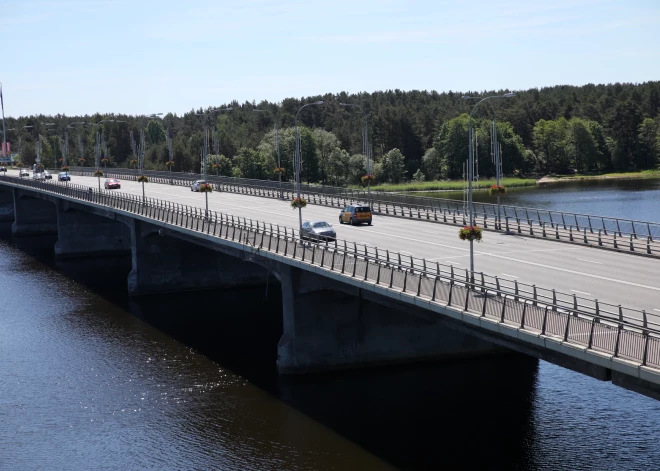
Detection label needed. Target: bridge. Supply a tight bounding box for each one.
[1,171,659,401]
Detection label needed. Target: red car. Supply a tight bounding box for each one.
[104,178,121,190]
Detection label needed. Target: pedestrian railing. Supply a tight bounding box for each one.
[2,175,660,374]
[63,167,660,257]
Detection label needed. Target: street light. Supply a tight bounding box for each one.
[253,108,283,199]
[195,107,232,218]
[340,102,371,206]
[85,120,116,189]
[463,92,516,279]
[294,101,324,233]
[0,82,6,167]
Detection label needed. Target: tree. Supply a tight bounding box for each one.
[326,147,350,186]
[567,118,601,172]
[412,169,425,181]
[421,147,442,180]
[232,147,275,179]
[638,118,660,169]
[208,154,233,176]
[313,129,340,186]
[146,120,166,146]
[381,148,407,183]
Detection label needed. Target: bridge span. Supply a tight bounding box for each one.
[1,175,659,401]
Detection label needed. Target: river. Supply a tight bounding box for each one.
[2,180,660,470]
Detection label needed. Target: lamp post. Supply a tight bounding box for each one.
[138,114,163,201]
[253,108,282,199]
[463,93,515,279]
[0,83,7,167]
[294,101,324,233]
[87,119,115,190]
[339,102,371,206]
[196,107,232,218]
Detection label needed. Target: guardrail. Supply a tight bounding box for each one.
[2,175,660,375]
[60,167,660,257]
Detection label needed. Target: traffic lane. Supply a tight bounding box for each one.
[21,173,659,313]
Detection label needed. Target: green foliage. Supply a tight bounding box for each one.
[381,148,407,183]
[208,154,233,176]
[421,148,441,180]
[146,120,166,146]
[412,169,425,181]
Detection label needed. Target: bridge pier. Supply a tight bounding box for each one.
[54,201,131,258]
[11,189,58,236]
[277,265,500,374]
[127,219,267,296]
[0,188,14,232]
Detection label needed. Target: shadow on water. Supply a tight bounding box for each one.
[129,285,540,470]
[2,229,541,469]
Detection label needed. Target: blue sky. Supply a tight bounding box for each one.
[2,0,659,117]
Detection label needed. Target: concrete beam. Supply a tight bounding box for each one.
[11,188,58,236]
[0,188,14,232]
[127,219,267,296]
[277,264,503,374]
[54,200,131,258]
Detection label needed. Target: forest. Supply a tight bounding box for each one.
[4,81,660,186]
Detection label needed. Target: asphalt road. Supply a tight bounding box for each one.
[7,170,660,318]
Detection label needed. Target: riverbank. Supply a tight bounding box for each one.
[351,178,537,193]
[539,170,660,184]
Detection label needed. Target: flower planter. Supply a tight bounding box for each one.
[458,225,483,242]
[274,167,285,175]
[78,159,85,165]
[488,185,507,196]
[290,197,307,209]
[198,183,213,193]
[165,161,175,168]
[361,174,375,185]
[93,170,104,177]
[61,166,70,172]
[137,175,149,183]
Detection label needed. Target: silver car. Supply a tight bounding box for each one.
[301,221,337,241]
[32,172,45,180]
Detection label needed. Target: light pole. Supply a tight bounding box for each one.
[138,113,163,201]
[196,107,232,218]
[0,83,7,168]
[340,102,371,206]
[463,93,515,278]
[87,119,115,190]
[253,108,282,198]
[294,101,324,233]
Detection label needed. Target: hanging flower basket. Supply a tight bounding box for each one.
[59,158,64,163]
[459,225,483,242]
[93,170,104,177]
[488,185,507,196]
[137,175,149,183]
[198,183,213,192]
[165,160,175,168]
[16,162,24,168]
[129,159,138,168]
[274,167,285,175]
[361,174,375,185]
[36,164,45,171]
[78,158,85,165]
[101,158,109,164]
[290,197,307,209]
[61,166,70,172]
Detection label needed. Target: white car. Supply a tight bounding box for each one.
[190,180,209,192]
[32,172,45,180]
[43,170,52,180]
[19,169,29,177]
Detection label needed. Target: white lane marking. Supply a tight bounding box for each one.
[654,309,660,313]
[576,258,602,265]
[447,261,461,265]
[399,250,413,255]
[571,289,592,296]
[501,273,519,279]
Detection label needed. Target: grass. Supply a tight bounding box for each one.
[351,177,537,192]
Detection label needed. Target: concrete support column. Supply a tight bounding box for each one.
[277,265,500,374]
[54,201,131,258]
[11,188,58,236]
[127,219,267,296]
[0,188,14,232]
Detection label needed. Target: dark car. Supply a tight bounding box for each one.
[0,166,6,172]
[339,205,372,226]
[301,221,337,241]
[58,172,71,181]
[43,170,52,180]
[104,178,121,189]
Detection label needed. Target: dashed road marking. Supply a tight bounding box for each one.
[571,289,592,296]
[577,258,602,265]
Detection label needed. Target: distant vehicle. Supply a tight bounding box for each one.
[0,166,6,172]
[104,178,121,190]
[339,205,372,226]
[32,172,45,180]
[43,170,52,180]
[19,169,30,177]
[190,180,209,192]
[58,172,71,182]
[301,221,337,241]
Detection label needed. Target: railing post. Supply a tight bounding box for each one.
[432,276,439,302]
[587,320,596,348]
[541,306,548,335]
[618,305,623,322]
[642,310,648,329]
[573,294,578,311]
[552,290,557,311]
[500,297,507,322]
[648,236,652,254]
[532,285,537,306]
[520,303,527,328]
[563,315,571,341]
[464,283,470,311]
[352,254,358,277]
[514,281,519,302]
[598,229,602,246]
[447,280,454,306]
[613,324,621,357]
[613,232,618,249]
[630,234,634,251]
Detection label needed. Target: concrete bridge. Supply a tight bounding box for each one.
[1,174,659,402]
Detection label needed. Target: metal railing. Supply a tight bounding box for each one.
[63,167,660,257]
[2,175,660,374]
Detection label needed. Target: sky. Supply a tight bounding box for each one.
[2,0,659,118]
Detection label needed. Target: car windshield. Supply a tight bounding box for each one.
[313,222,330,228]
[355,206,371,212]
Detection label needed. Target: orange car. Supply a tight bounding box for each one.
[339,205,372,226]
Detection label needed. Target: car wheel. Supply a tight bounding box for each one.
[191,187,193,191]
[350,217,354,226]
[339,216,343,224]
[368,220,372,226]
